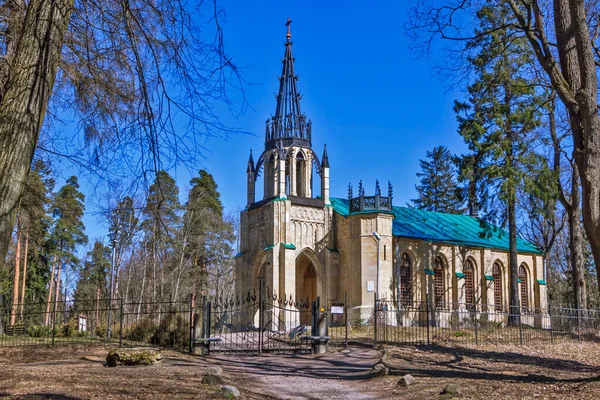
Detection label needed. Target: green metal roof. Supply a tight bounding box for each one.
[330,197,543,255]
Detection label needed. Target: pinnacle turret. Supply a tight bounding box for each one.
[264,19,312,151]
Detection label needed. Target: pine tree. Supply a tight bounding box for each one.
[141,170,181,304]
[45,176,88,324]
[183,170,232,297]
[411,146,463,214]
[19,160,54,307]
[74,241,110,317]
[454,4,544,322]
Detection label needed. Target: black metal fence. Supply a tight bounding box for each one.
[0,297,192,351]
[4,293,598,352]
[374,298,600,346]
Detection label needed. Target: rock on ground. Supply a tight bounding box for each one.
[441,383,460,395]
[106,348,161,367]
[206,366,223,376]
[397,374,415,387]
[220,385,240,398]
[202,374,224,385]
[371,363,389,376]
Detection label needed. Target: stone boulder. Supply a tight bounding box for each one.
[202,374,224,385]
[441,383,459,395]
[206,366,223,376]
[220,386,240,398]
[397,374,415,387]
[106,348,162,367]
[370,363,389,376]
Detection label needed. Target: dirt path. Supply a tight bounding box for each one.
[0,346,384,399]
[3,342,600,399]
[201,348,383,399]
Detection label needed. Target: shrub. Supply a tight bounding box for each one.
[62,318,78,337]
[95,324,108,338]
[126,317,155,342]
[28,325,51,338]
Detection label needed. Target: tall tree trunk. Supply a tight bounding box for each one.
[0,0,74,263]
[551,0,600,281]
[10,217,22,326]
[96,286,100,334]
[45,254,58,325]
[568,188,587,310]
[508,181,520,324]
[549,95,587,309]
[137,257,147,320]
[19,227,29,317]
[54,260,62,318]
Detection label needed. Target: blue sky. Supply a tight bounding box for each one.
[76,0,467,242]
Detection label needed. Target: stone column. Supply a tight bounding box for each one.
[321,165,330,205]
[290,149,297,196]
[304,153,312,198]
[278,153,286,198]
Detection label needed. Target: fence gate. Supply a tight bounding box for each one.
[200,286,315,354]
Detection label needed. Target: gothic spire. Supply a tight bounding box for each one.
[321,144,330,168]
[265,18,312,150]
[247,149,255,173]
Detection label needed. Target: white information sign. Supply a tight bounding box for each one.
[331,306,344,314]
[367,280,375,292]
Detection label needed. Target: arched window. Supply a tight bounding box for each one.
[296,151,305,196]
[399,253,412,306]
[464,259,475,311]
[519,264,529,312]
[434,256,445,308]
[492,262,503,312]
[265,154,275,198]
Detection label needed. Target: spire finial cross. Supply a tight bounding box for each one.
[286,18,292,40]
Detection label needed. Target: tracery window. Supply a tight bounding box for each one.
[492,262,503,312]
[433,256,445,308]
[464,259,476,311]
[519,264,529,313]
[399,253,412,306]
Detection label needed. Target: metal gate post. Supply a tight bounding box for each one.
[425,293,430,346]
[188,294,194,353]
[206,301,212,355]
[51,297,57,347]
[258,279,264,354]
[119,298,123,347]
[549,300,553,344]
[373,292,377,346]
[519,309,523,345]
[344,292,348,349]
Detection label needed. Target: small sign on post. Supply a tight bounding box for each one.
[367,281,375,292]
[331,306,344,314]
[78,315,87,332]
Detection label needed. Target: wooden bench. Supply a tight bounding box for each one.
[3,324,28,336]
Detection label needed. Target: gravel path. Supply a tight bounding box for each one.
[204,348,383,399]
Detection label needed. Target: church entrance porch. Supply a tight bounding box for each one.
[196,284,318,355]
[295,253,318,326]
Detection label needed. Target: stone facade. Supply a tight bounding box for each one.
[235,26,548,325]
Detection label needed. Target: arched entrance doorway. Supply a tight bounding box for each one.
[296,253,317,325]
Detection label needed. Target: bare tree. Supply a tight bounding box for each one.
[0,0,242,263]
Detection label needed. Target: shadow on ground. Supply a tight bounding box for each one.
[384,344,600,384]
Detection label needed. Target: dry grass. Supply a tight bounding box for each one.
[378,341,600,399]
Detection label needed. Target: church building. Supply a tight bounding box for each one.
[235,22,548,321]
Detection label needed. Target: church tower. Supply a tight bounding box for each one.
[237,20,335,308]
[246,19,328,205]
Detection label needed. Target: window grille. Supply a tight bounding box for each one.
[519,264,528,312]
[493,262,502,311]
[434,256,445,308]
[464,260,475,311]
[399,253,412,306]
